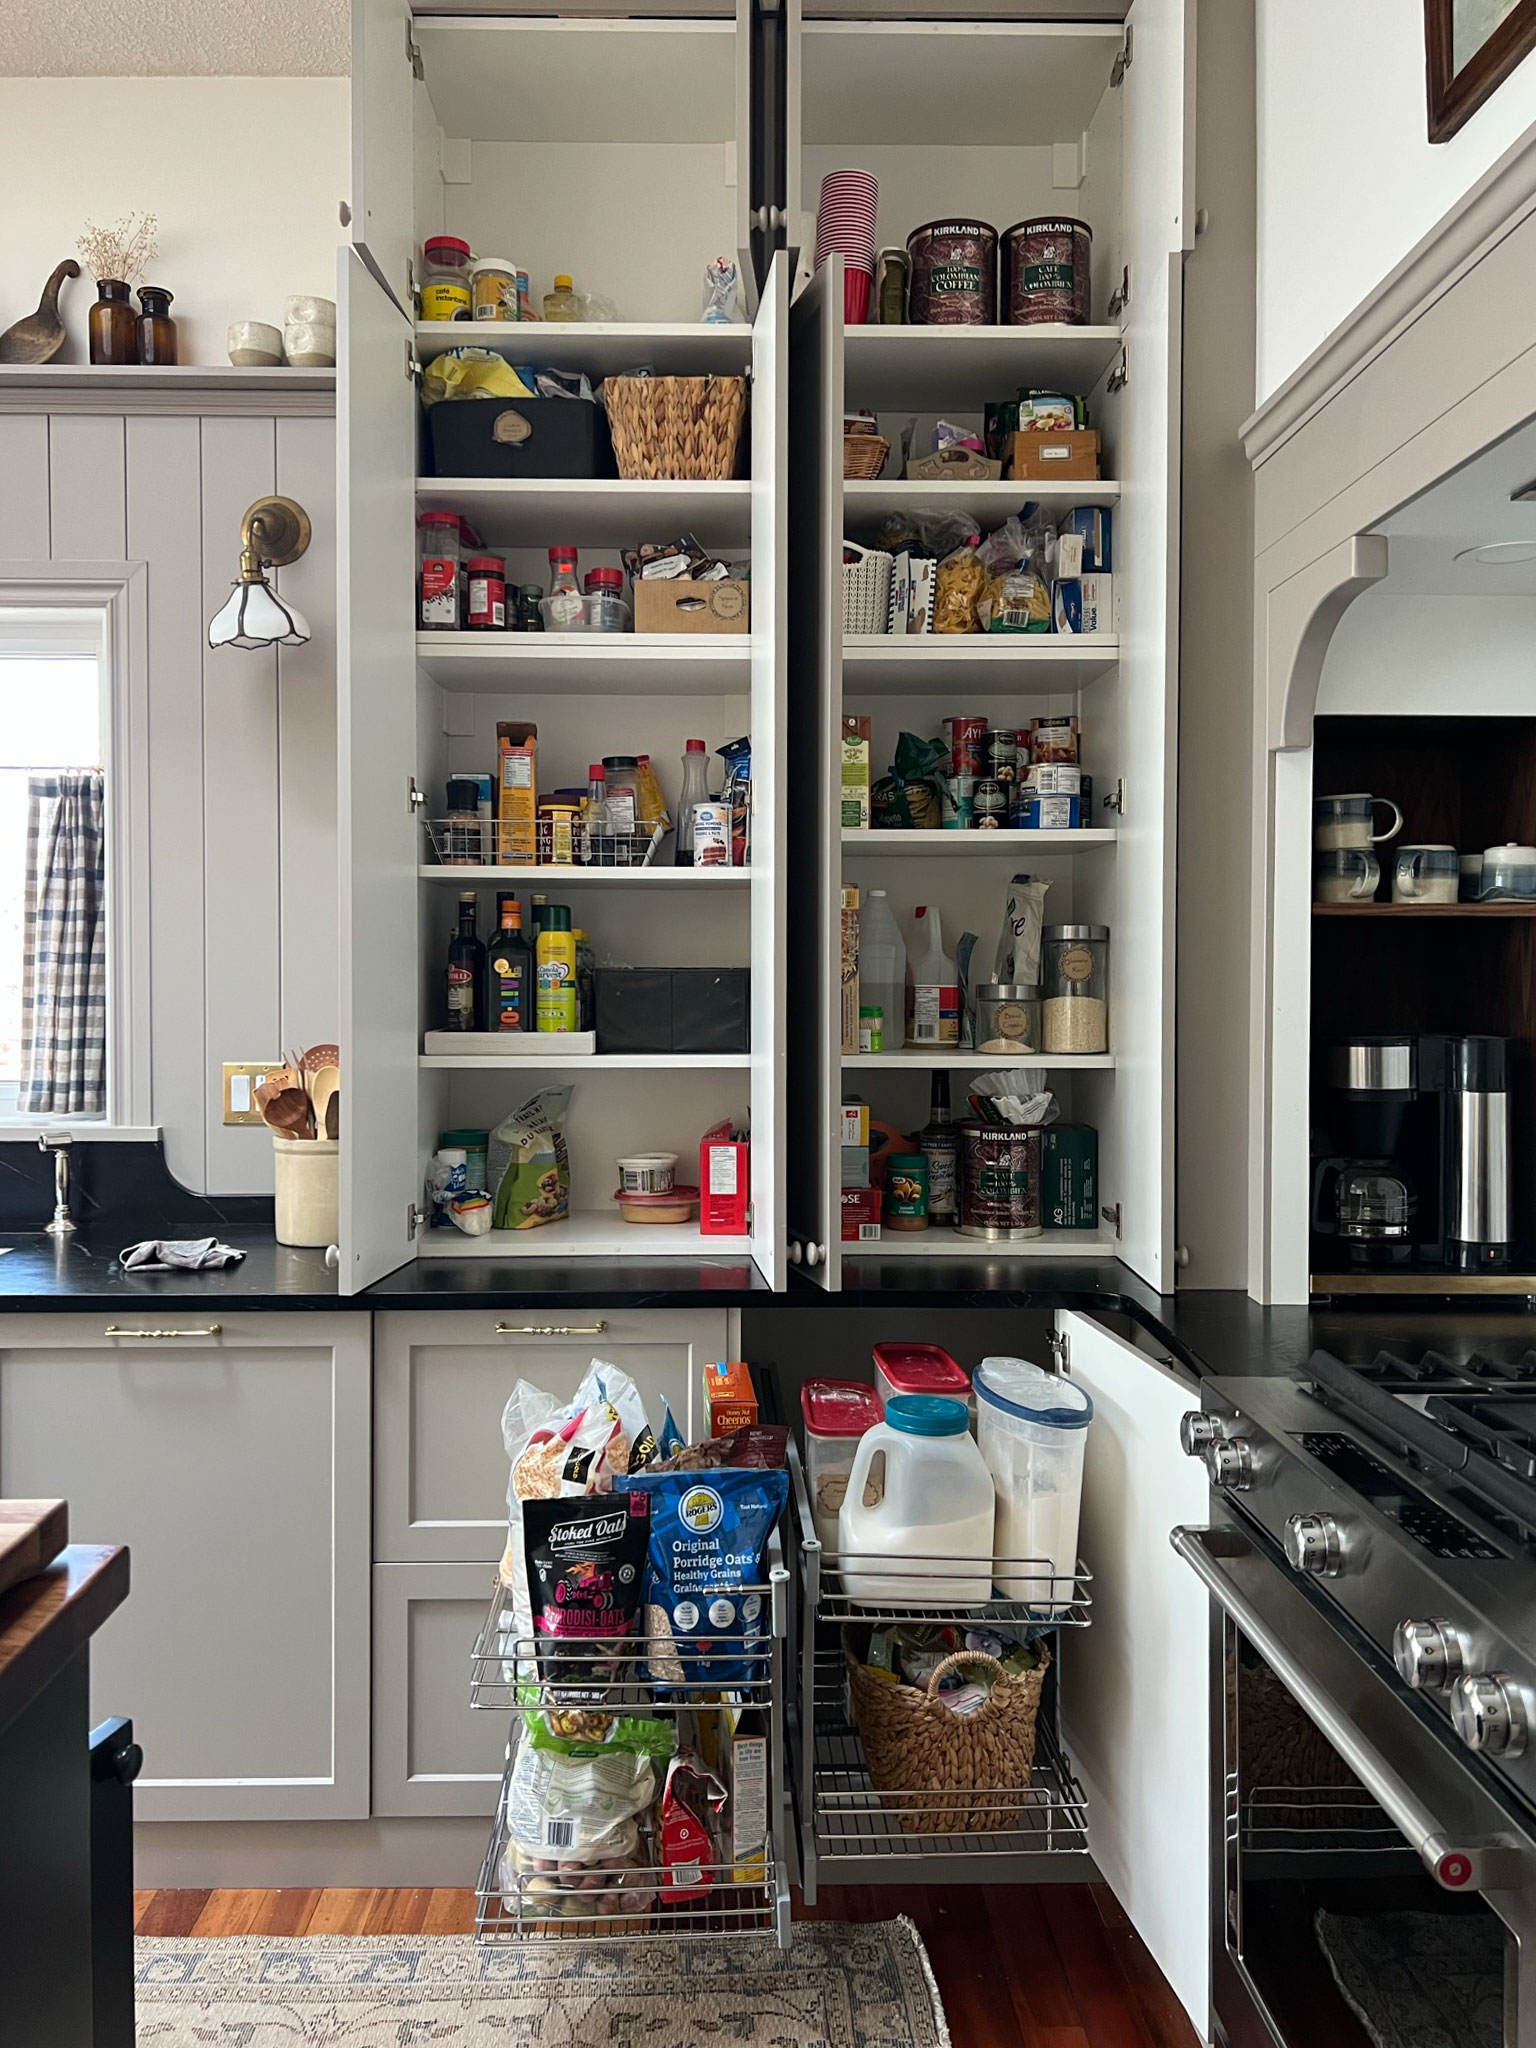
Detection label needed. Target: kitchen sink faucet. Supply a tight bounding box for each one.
[38,1132,76,1237]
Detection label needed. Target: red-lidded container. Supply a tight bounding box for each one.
[465,554,506,630]
[801,1379,883,1547]
[870,1341,971,1415]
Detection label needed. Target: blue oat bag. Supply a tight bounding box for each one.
[629,1467,788,1688]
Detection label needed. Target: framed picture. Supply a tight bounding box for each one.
[1426,0,1536,141]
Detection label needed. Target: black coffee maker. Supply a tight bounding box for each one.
[1313,1037,1420,1267]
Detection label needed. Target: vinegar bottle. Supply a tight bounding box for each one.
[908,905,959,1046]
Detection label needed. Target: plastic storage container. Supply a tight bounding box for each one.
[871,1341,971,1415]
[973,1357,1092,1610]
[801,1379,884,1549]
[273,1134,339,1248]
[838,1395,996,1605]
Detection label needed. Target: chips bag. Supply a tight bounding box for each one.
[490,1086,571,1231]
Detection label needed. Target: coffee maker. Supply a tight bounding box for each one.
[1313,1037,1420,1267]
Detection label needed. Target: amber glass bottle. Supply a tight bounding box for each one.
[136,286,178,365]
[88,279,137,365]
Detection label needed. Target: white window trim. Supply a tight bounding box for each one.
[0,561,154,1136]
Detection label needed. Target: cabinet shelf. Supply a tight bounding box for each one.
[419,1215,753,1260]
[843,637,1117,693]
[419,1052,750,1070]
[416,478,752,547]
[419,863,748,887]
[415,632,751,694]
[842,827,1115,855]
[842,325,1124,410]
[846,1230,1117,1259]
[1312,902,1536,918]
[844,479,1120,525]
[415,320,754,376]
[843,1049,1114,1069]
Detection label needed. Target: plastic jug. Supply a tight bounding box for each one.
[973,1356,1091,1611]
[838,1395,996,1605]
[859,890,907,1056]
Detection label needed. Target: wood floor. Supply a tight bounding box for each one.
[134,1884,1199,2048]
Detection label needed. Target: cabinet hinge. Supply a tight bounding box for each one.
[1106,348,1129,394]
[1110,26,1132,88]
[406,341,422,381]
[407,1202,426,1240]
[408,777,427,815]
[1102,1203,1123,1239]
[1047,1329,1071,1376]
[1106,266,1130,320]
[408,27,425,80]
[1103,778,1125,817]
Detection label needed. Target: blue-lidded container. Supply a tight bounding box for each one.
[974,1357,1091,1609]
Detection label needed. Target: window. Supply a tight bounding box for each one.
[0,610,109,1121]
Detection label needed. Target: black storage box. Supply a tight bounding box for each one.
[425,396,618,480]
[595,968,750,1055]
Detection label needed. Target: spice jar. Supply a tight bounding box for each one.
[975,983,1041,1056]
[1042,925,1109,1054]
[469,257,519,322]
[465,554,507,630]
[583,565,631,633]
[418,511,462,630]
[136,285,178,365]
[859,1005,883,1053]
[885,1154,930,1231]
[420,236,473,321]
[959,1124,1042,1240]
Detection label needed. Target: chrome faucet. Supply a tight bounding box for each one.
[39,1133,76,1237]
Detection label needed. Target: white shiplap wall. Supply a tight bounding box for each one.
[0,404,338,1196]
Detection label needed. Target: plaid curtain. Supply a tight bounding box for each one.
[19,771,106,1115]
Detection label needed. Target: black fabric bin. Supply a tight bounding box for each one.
[594,968,750,1055]
[425,396,617,480]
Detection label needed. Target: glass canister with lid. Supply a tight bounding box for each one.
[420,236,473,321]
[1041,924,1108,1054]
[974,983,1041,1055]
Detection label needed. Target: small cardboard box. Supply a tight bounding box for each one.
[730,1726,769,1883]
[700,1120,750,1236]
[633,578,750,635]
[496,721,537,864]
[841,715,872,830]
[1041,1123,1099,1229]
[703,1359,757,1437]
[1059,505,1113,572]
[1007,429,1100,482]
[840,1100,869,1148]
[840,885,861,1055]
[1052,573,1114,635]
[841,1145,870,1189]
[841,1186,882,1240]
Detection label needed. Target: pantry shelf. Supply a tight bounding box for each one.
[418,863,748,887]
[1312,902,1536,918]
[414,632,752,695]
[842,1050,1114,1070]
[419,1052,751,1071]
[846,1230,1118,1260]
[843,479,1120,526]
[842,637,1118,693]
[842,325,1124,411]
[417,478,753,548]
[419,1216,754,1260]
[842,827,1116,855]
[414,320,755,376]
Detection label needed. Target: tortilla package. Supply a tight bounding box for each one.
[629,1467,788,1688]
[523,1492,649,1715]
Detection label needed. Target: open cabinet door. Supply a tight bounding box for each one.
[785,260,844,1288]
[749,254,789,1289]
[1055,1308,1211,2040]
[337,249,421,1293]
[351,0,417,317]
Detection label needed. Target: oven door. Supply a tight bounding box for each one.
[1174,1519,1536,2048]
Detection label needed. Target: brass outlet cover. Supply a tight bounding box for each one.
[223,1062,284,1126]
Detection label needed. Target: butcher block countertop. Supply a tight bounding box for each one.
[0,1538,129,1736]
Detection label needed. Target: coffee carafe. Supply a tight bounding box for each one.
[1421,1034,1512,1273]
[1312,1038,1420,1267]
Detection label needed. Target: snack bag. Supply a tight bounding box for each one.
[629,1467,789,1688]
[523,1492,649,1712]
[490,1086,571,1231]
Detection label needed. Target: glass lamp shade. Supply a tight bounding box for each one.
[207,574,311,650]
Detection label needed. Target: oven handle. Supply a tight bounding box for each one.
[1173,1524,1531,1894]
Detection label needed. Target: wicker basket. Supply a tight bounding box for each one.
[843,541,893,635]
[844,1637,1049,1834]
[604,376,747,481]
[844,433,891,480]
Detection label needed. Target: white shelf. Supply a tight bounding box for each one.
[0,363,335,418]
[418,1215,754,1261]
[842,828,1115,856]
[419,864,748,887]
[419,1052,751,1071]
[414,320,754,376]
[415,632,751,695]
[842,636,1117,693]
[842,326,1124,411]
[843,1050,1114,1070]
[844,1230,1117,1260]
[844,479,1120,525]
[416,478,752,547]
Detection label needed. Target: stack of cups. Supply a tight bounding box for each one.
[815,170,879,323]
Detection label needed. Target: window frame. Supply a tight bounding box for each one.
[0,562,152,1133]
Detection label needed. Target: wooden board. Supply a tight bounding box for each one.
[0,1501,68,1602]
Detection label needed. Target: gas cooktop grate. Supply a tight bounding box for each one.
[1351,1346,1536,1389]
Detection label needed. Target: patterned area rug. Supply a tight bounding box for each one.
[135,1921,950,2047]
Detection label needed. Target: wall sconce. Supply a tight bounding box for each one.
[207,495,313,650]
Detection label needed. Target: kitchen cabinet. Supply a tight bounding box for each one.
[372,1561,508,1817]
[0,1313,370,1823]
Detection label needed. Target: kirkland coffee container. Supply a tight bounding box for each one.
[906,219,998,326]
[959,1123,1042,1240]
[1002,218,1093,326]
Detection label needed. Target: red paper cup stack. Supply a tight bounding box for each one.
[815,169,878,323]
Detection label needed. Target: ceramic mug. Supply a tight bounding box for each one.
[1314,848,1379,904]
[1392,844,1459,904]
[1481,843,1536,900]
[1314,793,1403,853]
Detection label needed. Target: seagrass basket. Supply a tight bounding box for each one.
[843,432,891,479]
[603,375,747,480]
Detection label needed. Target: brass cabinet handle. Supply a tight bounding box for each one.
[495,1321,608,1337]
[104,1325,222,1340]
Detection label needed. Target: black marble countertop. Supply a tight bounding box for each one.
[0,1232,339,1308]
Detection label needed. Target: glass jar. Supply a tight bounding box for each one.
[959,1124,1042,1240]
[420,236,473,321]
[543,273,581,321]
[885,1154,930,1231]
[465,554,506,630]
[469,257,519,322]
[1041,924,1109,1054]
[418,511,462,630]
[88,279,138,365]
[974,983,1041,1056]
[583,566,631,633]
[602,756,641,837]
[545,546,583,629]
[1313,848,1379,905]
[136,285,178,364]
[515,585,544,634]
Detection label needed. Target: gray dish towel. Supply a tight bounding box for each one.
[118,1237,247,1273]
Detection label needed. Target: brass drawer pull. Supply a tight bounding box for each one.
[495,1321,608,1337]
[104,1325,222,1340]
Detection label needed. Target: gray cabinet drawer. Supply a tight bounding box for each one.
[372,1561,507,1818]
[373,1308,730,1563]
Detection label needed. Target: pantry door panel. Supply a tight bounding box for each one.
[338,249,421,1292]
[351,0,418,317]
[1055,1309,1210,2039]
[749,253,790,1290]
[782,0,804,264]
[785,259,844,1289]
[735,0,760,305]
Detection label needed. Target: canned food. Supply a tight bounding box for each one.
[691,800,733,867]
[944,715,987,776]
[959,1124,1042,1239]
[985,729,1020,784]
[943,774,977,829]
[974,778,1008,827]
[906,219,998,326]
[1030,716,1080,763]
[1002,217,1093,326]
[885,1153,930,1231]
[1026,764,1082,797]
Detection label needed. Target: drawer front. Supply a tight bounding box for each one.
[372,1562,507,1818]
[373,1309,730,1562]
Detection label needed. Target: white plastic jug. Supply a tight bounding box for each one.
[838,1394,996,1605]
[973,1355,1091,1610]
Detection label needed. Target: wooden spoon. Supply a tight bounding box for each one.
[309,1065,340,1135]
[0,260,79,364]
[262,1088,315,1138]
[301,1044,340,1091]
[324,1089,339,1141]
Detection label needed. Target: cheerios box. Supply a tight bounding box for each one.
[703,1359,757,1438]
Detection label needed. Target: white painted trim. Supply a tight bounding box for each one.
[0,367,336,419]
[0,1124,160,1142]
[1242,118,1536,468]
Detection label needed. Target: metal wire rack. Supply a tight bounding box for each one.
[810,1551,1093,1629]
[1231,1779,1414,1862]
[423,816,669,869]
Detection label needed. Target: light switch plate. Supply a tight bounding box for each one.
[222,1063,283,1126]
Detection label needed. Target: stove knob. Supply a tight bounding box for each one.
[1283,1513,1343,1576]
[1180,1411,1219,1457]
[1393,1618,1464,1693]
[1452,1674,1529,1759]
[1204,1437,1254,1490]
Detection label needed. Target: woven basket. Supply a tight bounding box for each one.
[844,433,891,480]
[844,1638,1048,1834]
[603,376,747,481]
[843,541,893,635]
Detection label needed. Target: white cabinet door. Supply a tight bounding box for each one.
[338,248,422,1293]
[1055,1308,1212,2040]
[785,260,844,1288]
[750,253,790,1289]
[350,0,418,316]
[0,1314,370,1823]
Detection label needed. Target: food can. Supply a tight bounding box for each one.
[1019,793,1080,830]
[885,1153,930,1230]
[944,714,987,776]
[942,774,977,829]
[1001,217,1093,326]
[906,219,997,326]
[875,247,910,324]
[1030,715,1080,763]
[985,729,1020,784]
[959,1124,1042,1239]
[691,800,733,867]
[1026,763,1082,797]
[974,778,1008,827]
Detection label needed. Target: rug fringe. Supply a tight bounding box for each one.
[894,1913,952,2048]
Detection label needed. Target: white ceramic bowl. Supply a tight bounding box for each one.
[228,320,283,367]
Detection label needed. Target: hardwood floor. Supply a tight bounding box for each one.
[134,1884,1200,2048]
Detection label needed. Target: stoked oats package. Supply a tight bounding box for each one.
[629,1467,788,1688]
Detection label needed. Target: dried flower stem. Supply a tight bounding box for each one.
[77,212,160,288]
